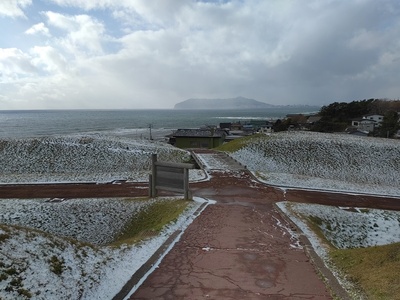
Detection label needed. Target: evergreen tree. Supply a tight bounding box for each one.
[379,111,399,138]
[274,118,292,132]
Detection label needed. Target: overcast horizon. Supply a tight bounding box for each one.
[1,0,400,110]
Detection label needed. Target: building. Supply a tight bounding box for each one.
[351,114,384,133]
[306,115,322,125]
[259,122,274,133]
[168,128,227,149]
[219,123,232,130]
[351,119,376,132]
[345,128,369,137]
[362,114,384,123]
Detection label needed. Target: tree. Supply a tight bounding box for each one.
[319,100,373,122]
[369,99,400,115]
[378,111,399,138]
[274,119,291,132]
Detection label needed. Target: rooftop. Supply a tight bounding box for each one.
[172,128,226,138]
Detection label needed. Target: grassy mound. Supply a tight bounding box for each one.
[0,135,190,183]
[112,199,190,246]
[0,197,190,246]
[222,132,400,187]
[0,197,196,299]
[296,203,400,299]
[217,134,267,152]
[331,243,400,300]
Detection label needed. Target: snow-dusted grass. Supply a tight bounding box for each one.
[0,134,212,299]
[0,134,209,298]
[277,201,400,299]
[280,202,400,249]
[228,132,400,196]
[0,198,166,246]
[0,134,193,183]
[0,197,208,300]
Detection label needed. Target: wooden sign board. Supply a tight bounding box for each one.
[149,154,194,199]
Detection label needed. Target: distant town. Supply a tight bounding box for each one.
[168,98,400,149]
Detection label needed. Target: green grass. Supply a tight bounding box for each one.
[111,198,190,246]
[330,243,400,300]
[298,208,400,299]
[216,134,269,152]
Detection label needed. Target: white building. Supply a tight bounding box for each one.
[351,114,384,132]
[362,114,384,124]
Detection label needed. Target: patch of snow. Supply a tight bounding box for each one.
[229,132,400,197]
[0,197,212,299]
[189,169,208,182]
[271,215,302,249]
[0,198,162,245]
[283,202,400,249]
[195,153,231,170]
[277,201,400,298]
[0,135,192,183]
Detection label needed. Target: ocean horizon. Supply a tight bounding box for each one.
[0,107,320,139]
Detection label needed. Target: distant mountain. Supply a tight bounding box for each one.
[174,97,276,109]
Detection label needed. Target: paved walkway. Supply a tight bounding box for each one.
[191,149,246,171]
[130,150,334,299]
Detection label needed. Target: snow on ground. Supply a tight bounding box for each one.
[1,132,399,298]
[278,202,400,249]
[0,135,209,299]
[276,201,400,298]
[230,131,400,197]
[0,198,161,246]
[0,197,210,300]
[194,153,245,171]
[0,134,207,183]
[195,153,230,170]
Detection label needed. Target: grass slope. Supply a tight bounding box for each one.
[221,132,400,188]
[0,197,196,299]
[112,199,189,246]
[217,133,266,152]
[331,243,400,300]
[290,203,400,299]
[0,135,190,183]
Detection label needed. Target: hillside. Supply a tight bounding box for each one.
[174,96,275,109]
[220,132,400,196]
[0,197,204,299]
[0,135,193,183]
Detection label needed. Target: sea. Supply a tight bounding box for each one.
[0,107,320,140]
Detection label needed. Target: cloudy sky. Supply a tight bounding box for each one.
[1,0,400,109]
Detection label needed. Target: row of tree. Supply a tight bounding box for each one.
[273,99,400,138]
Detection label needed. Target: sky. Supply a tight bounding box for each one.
[1,0,400,109]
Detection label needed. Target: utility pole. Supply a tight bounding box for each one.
[149,123,153,140]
